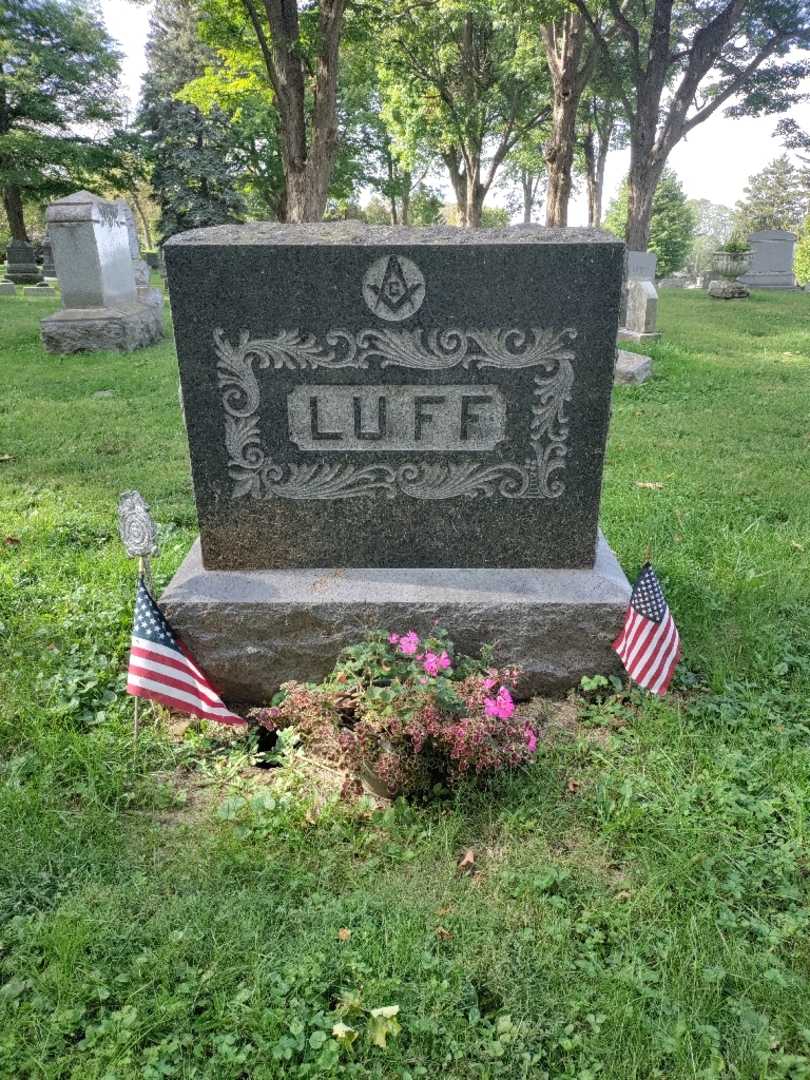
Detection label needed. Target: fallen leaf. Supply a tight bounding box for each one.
[435,905,453,917]
[615,890,632,902]
[458,848,476,875]
[332,1022,357,1044]
[635,481,663,490]
[4,536,20,546]
[435,925,453,941]
[566,778,582,794]
[337,927,352,942]
[791,541,804,552]
[0,454,15,463]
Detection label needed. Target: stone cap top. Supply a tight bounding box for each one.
[166,221,623,248]
[749,228,797,240]
[47,190,123,225]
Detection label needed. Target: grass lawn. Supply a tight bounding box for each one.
[1,286,810,1078]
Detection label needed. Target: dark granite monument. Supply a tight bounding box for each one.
[161,223,631,699]
[5,240,43,285]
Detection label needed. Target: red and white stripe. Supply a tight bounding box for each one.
[127,635,245,726]
[612,606,681,697]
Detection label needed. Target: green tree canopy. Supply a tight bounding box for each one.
[0,0,123,241]
[377,0,551,227]
[137,0,247,241]
[734,154,810,236]
[605,168,696,277]
[795,214,810,284]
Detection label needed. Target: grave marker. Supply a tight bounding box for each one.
[161,223,631,698]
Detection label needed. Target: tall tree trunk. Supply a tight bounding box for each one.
[626,159,666,249]
[130,191,153,250]
[465,169,484,228]
[541,14,595,227]
[443,150,468,226]
[3,185,27,241]
[242,0,344,223]
[522,172,533,224]
[400,172,411,226]
[592,124,610,226]
[582,118,611,226]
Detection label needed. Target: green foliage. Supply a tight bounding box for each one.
[795,215,810,286]
[717,234,750,254]
[734,154,810,236]
[0,0,123,224]
[2,291,810,1076]
[605,169,696,277]
[376,0,550,223]
[137,0,246,239]
[685,199,735,276]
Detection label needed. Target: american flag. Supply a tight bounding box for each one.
[127,576,245,726]
[612,563,681,696]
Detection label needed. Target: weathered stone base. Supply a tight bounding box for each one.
[5,268,43,285]
[24,285,56,298]
[40,299,164,354]
[708,279,749,300]
[615,350,652,385]
[0,282,16,296]
[159,531,632,703]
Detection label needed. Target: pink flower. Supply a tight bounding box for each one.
[483,676,497,691]
[398,631,421,656]
[524,726,537,753]
[484,686,515,720]
[423,650,453,677]
[388,632,400,644]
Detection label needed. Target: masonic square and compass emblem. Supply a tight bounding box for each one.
[362,254,425,321]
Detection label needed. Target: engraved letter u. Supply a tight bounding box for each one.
[353,396,387,441]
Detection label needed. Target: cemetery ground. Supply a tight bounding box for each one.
[1,288,809,1079]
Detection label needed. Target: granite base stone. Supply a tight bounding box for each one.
[24,285,57,298]
[160,532,631,703]
[708,279,749,300]
[40,298,164,354]
[0,282,16,296]
[614,350,653,384]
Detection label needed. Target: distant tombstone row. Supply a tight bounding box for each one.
[39,191,164,354]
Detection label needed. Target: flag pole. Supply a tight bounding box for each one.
[133,555,145,744]
[117,491,160,748]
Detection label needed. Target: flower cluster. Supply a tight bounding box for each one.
[259,629,539,799]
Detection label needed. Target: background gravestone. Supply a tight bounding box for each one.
[41,236,56,279]
[40,190,164,354]
[738,229,797,289]
[4,240,43,285]
[115,199,151,290]
[620,249,660,341]
[160,222,631,699]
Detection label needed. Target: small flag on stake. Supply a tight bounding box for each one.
[127,576,245,726]
[612,563,681,696]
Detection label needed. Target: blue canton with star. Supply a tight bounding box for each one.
[630,564,667,623]
[132,578,180,650]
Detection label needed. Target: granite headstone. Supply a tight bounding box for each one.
[5,240,43,285]
[41,236,56,278]
[41,190,164,354]
[161,222,632,698]
[620,249,660,341]
[738,229,797,289]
